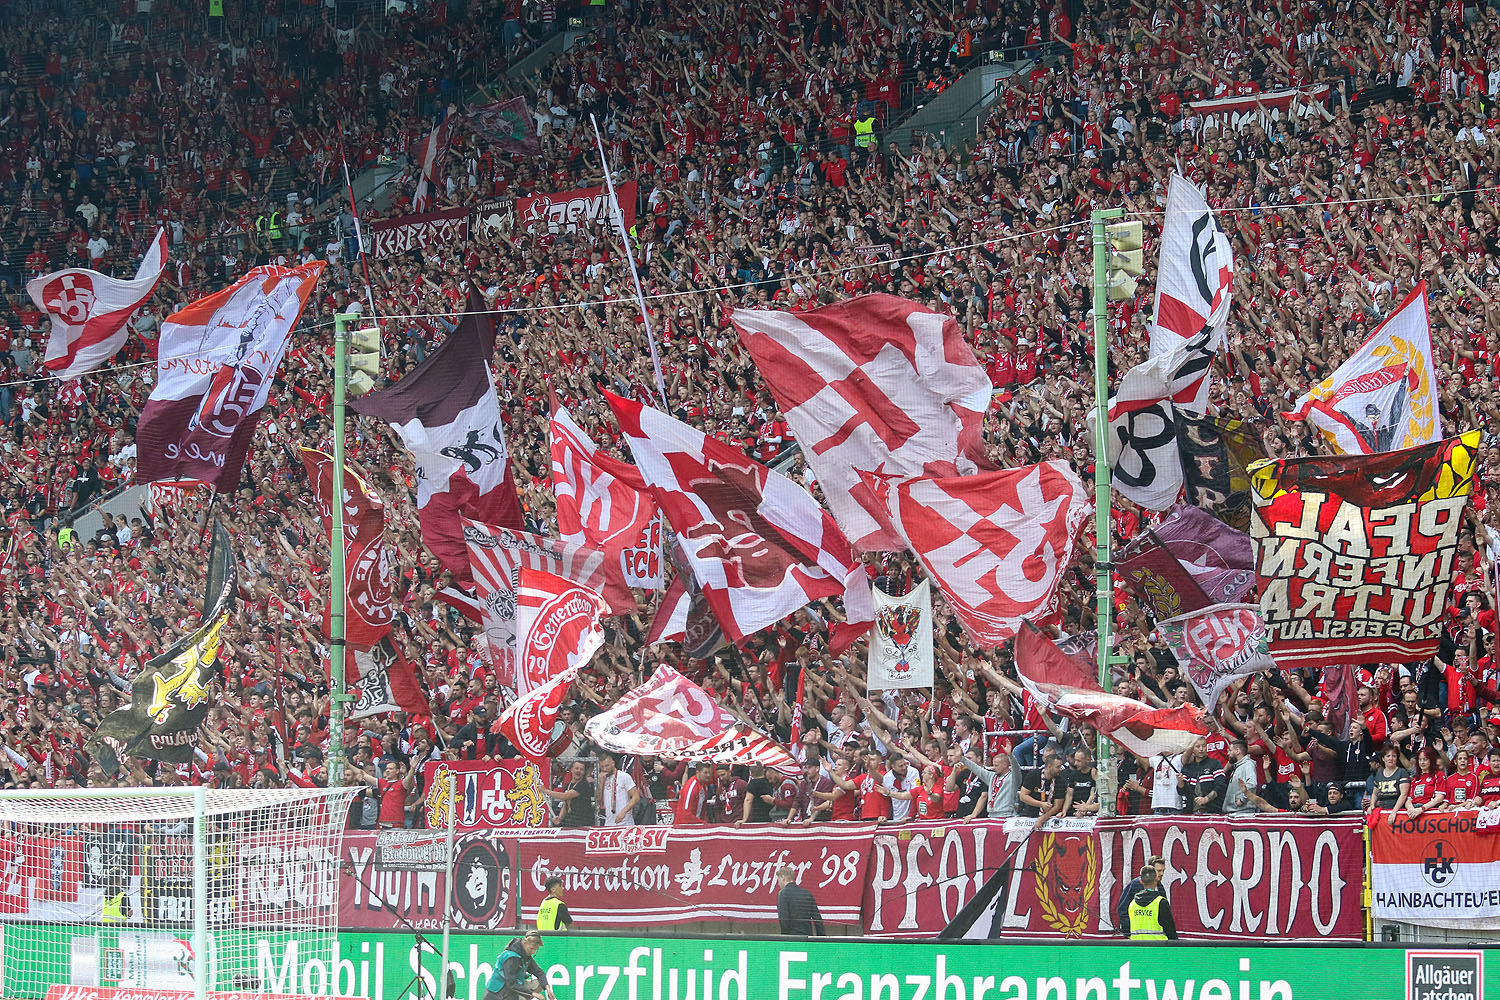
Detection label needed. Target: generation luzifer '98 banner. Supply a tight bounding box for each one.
[1249,431,1480,668]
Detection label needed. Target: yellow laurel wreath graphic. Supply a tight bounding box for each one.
[1032,833,1099,938]
[1130,568,1180,619]
[424,764,455,829]
[1369,333,1435,448]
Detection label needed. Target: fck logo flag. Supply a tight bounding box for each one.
[135,262,324,491]
[867,580,934,691]
[299,448,394,655]
[33,227,168,380]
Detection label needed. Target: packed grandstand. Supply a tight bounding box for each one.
[0,0,1498,914]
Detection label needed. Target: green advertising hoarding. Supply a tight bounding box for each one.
[3,925,1494,1000]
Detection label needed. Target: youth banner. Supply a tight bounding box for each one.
[518,825,871,926]
[517,181,637,235]
[421,759,551,830]
[863,815,1364,940]
[1370,811,1500,929]
[1157,603,1274,709]
[369,207,471,259]
[867,580,934,691]
[1250,431,1480,667]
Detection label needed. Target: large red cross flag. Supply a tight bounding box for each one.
[136,261,325,491]
[32,227,168,380]
[604,391,874,648]
[551,404,663,606]
[1015,622,1208,758]
[730,294,993,551]
[862,460,1090,647]
[350,291,523,588]
[585,664,800,775]
[495,568,609,761]
[1147,173,1233,413]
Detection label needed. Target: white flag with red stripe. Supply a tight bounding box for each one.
[464,518,609,687]
[495,568,608,760]
[862,461,1090,648]
[1015,622,1207,758]
[551,404,663,603]
[33,228,168,380]
[1147,173,1232,413]
[730,294,993,551]
[411,108,453,214]
[585,664,800,775]
[605,391,873,648]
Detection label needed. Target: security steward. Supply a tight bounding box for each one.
[537,876,574,931]
[1125,865,1178,940]
[484,930,553,1000]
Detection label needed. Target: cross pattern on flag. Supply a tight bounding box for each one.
[33,227,168,380]
[585,664,800,775]
[731,294,993,551]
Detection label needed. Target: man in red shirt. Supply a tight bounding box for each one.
[674,762,716,824]
[1479,749,1500,806]
[857,748,891,822]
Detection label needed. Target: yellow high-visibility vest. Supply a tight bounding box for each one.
[537,895,566,930]
[1128,896,1167,940]
[854,117,876,148]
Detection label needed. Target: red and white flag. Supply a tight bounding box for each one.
[1147,173,1233,413]
[299,448,394,650]
[645,576,690,645]
[585,665,800,775]
[495,568,609,760]
[551,404,663,606]
[730,294,993,551]
[464,518,609,687]
[1015,623,1207,758]
[33,228,168,380]
[351,291,523,588]
[347,635,428,719]
[412,108,453,213]
[135,261,324,491]
[605,391,873,647]
[863,460,1090,648]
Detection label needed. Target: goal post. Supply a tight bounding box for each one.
[0,786,361,1000]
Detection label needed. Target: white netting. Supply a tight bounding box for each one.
[0,787,361,1000]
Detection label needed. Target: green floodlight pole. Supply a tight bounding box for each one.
[328,310,357,787]
[1090,208,1124,817]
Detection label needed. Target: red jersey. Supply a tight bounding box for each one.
[858,768,891,820]
[1446,771,1479,806]
[1409,772,1445,806]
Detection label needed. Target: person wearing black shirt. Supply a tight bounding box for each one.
[1062,748,1099,816]
[775,866,825,935]
[545,760,595,828]
[742,764,776,824]
[1018,753,1064,819]
[1180,739,1226,814]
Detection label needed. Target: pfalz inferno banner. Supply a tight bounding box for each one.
[517,824,870,926]
[1249,431,1479,668]
[861,816,1364,940]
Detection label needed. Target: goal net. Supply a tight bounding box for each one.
[0,786,361,1000]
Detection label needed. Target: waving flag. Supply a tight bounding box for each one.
[464,518,609,683]
[605,391,873,647]
[136,262,324,491]
[348,635,428,720]
[585,665,799,775]
[496,569,609,759]
[1157,603,1275,710]
[33,228,168,380]
[864,461,1090,648]
[1103,346,1190,511]
[468,97,538,153]
[1015,623,1207,758]
[351,292,523,588]
[1147,173,1233,413]
[1118,505,1255,620]
[1284,283,1440,455]
[412,107,453,213]
[300,448,393,650]
[551,404,662,604]
[731,294,993,551]
[868,580,934,691]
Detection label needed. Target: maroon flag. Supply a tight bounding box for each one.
[411,107,452,213]
[1015,623,1208,758]
[350,291,522,588]
[731,294,994,551]
[862,461,1090,648]
[299,448,393,650]
[136,263,324,491]
[1118,506,1255,620]
[606,391,873,649]
[468,97,538,153]
[348,635,428,719]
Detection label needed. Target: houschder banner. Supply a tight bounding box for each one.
[1249,430,1480,668]
[1371,810,1500,930]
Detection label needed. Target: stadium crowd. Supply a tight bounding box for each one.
[1,0,1500,835]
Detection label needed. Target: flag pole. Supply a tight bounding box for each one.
[588,113,669,409]
[328,310,355,786]
[1090,207,1123,817]
[335,124,382,322]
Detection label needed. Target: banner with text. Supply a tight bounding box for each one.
[369,207,471,259]
[420,760,552,831]
[1189,84,1332,134]
[1371,810,1500,930]
[861,815,1364,940]
[517,181,637,235]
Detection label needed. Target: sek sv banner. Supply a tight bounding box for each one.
[861,815,1363,939]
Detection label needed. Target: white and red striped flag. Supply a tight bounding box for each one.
[585,665,800,775]
[33,227,168,380]
[411,107,453,213]
[464,518,609,688]
[730,294,994,551]
[1147,173,1233,412]
[551,403,662,607]
[1015,622,1207,758]
[604,391,873,649]
[495,568,609,761]
[861,460,1090,648]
